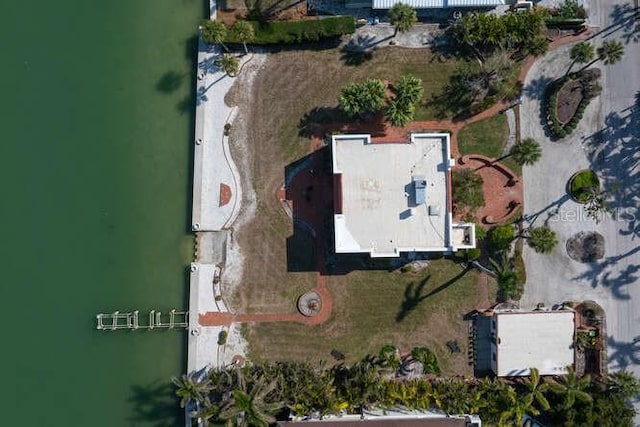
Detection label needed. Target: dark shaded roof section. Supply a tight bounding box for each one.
[278,418,470,427]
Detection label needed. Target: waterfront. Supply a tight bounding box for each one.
[0,1,203,425]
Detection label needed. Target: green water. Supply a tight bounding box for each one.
[1,1,204,425]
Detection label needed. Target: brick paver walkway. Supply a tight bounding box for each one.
[199,30,594,328]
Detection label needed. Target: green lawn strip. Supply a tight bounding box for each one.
[244,259,479,375]
[457,114,521,176]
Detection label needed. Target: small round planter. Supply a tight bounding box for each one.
[567,169,600,203]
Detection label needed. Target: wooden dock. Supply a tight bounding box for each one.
[96,310,188,330]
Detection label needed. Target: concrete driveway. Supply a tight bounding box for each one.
[519,0,640,405]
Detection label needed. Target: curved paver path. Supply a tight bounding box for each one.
[199,30,594,328]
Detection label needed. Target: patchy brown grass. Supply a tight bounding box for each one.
[244,260,480,375]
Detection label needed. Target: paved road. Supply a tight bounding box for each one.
[521,0,640,420]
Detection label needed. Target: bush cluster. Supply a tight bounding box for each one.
[217,330,228,345]
[223,17,356,45]
[545,70,600,139]
[488,224,515,252]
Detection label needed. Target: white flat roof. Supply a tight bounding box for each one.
[332,134,454,257]
[496,311,575,377]
[373,0,505,9]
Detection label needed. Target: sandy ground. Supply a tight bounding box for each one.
[212,52,267,366]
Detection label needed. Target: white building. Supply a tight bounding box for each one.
[487,309,576,377]
[331,133,475,258]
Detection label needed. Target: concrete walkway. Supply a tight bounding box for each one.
[191,37,243,232]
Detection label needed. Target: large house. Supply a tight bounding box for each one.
[331,133,475,257]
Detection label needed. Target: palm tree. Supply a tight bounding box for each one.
[394,74,423,108]
[499,394,539,426]
[339,83,363,117]
[218,368,283,427]
[606,370,640,399]
[231,20,255,55]
[202,20,229,52]
[567,42,594,75]
[386,100,414,127]
[388,3,417,37]
[490,255,517,300]
[597,40,624,65]
[550,366,593,409]
[338,79,386,119]
[523,367,551,411]
[526,226,558,254]
[509,137,542,166]
[216,54,239,77]
[193,401,220,427]
[526,35,549,57]
[172,373,213,409]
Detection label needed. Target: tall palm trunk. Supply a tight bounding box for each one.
[577,57,600,73]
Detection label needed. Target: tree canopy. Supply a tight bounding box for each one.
[452,10,546,56]
[338,79,386,118]
[173,354,640,426]
[527,226,558,254]
[388,3,417,36]
[509,137,542,166]
[597,40,624,65]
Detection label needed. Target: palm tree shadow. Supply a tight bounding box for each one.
[396,275,431,323]
[396,267,471,322]
[156,71,186,94]
[608,335,640,371]
[128,380,182,427]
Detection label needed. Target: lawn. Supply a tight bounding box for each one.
[246,47,461,162]
[226,47,477,376]
[226,47,463,313]
[243,259,481,376]
[457,114,521,176]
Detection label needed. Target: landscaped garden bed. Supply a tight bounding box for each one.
[568,169,600,202]
[545,68,601,139]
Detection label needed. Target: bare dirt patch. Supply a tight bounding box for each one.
[566,231,605,263]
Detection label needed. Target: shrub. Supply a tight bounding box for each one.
[223,17,356,45]
[513,250,526,294]
[475,225,487,241]
[224,123,232,136]
[488,224,515,252]
[217,330,228,345]
[411,346,441,374]
[465,248,482,261]
[452,169,485,214]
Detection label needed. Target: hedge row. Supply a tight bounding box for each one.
[545,71,600,139]
[544,17,586,28]
[224,16,356,45]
